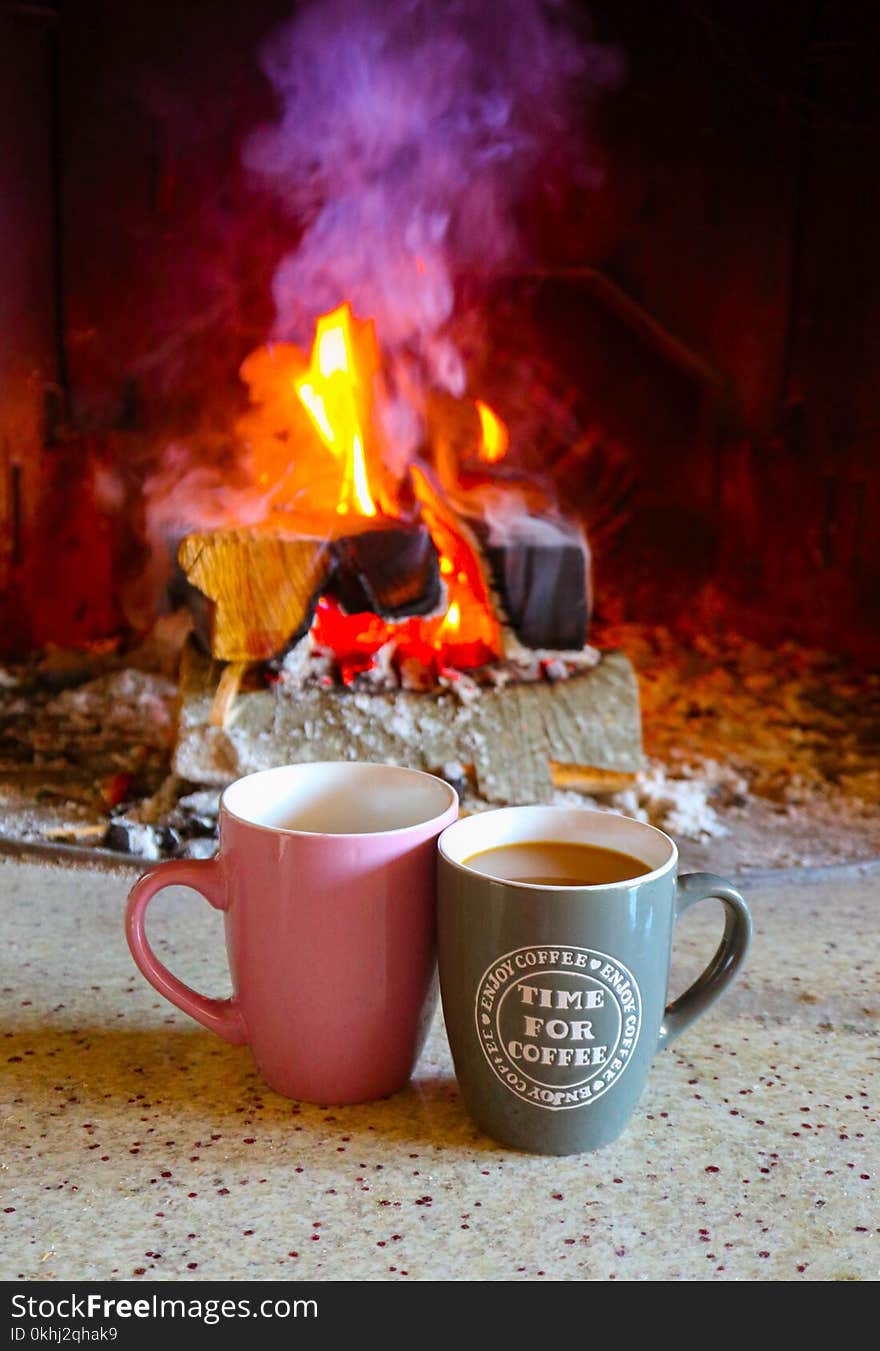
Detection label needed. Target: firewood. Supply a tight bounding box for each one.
[550,763,638,796]
[331,522,442,618]
[472,515,591,651]
[209,660,249,729]
[175,642,642,805]
[44,823,108,843]
[178,530,333,662]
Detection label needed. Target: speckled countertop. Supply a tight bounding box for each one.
[0,857,877,1282]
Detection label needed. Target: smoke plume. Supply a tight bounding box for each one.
[244,0,621,465]
[130,0,621,625]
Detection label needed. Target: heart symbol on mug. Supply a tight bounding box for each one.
[481,1014,490,1025]
[590,958,602,970]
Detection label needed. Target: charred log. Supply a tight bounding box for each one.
[472,515,591,651]
[331,522,442,619]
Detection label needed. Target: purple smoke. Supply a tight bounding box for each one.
[244,0,622,465]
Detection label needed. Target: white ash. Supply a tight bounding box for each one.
[548,758,737,842]
[129,779,221,830]
[104,820,163,860]
[440,760,469,787]
[175,788,221,820]
[493,656,540,684]
[387,702,424,740]
[0,788,106,847]
[542,659,571,683]
[279,631,335,686]
[276,626,602,696]
[349,640,398,691]
[46,670,177,748]
[501,628,601,669]
[438,671,481,704]
[634,762,731,840]
[179,837,218,860]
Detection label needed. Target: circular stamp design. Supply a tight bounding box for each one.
[474,945,642,1111]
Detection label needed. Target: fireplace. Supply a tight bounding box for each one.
[1,1,878,871]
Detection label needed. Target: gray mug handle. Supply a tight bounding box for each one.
[658,872,752,1048]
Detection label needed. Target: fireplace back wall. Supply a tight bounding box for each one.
[1,0,878,660]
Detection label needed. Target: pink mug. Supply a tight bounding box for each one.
[124,762,458,1104]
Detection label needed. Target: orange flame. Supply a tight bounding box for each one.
[410,465,501,667]
[236,303,507,673]
[475,399,509,464]
[295,303,378,517]
[435,597,461,644]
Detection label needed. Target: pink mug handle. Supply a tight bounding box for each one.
[125,858,248,1044]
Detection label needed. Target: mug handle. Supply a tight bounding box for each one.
[657,872,752,1048]
[125,858,248,1044]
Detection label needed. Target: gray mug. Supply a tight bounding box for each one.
[438,806,752,1155]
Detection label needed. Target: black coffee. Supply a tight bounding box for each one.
[464,840,649,886]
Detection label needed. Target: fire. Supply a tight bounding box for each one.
[410,465,500,668]
[435,597,461,645]
[294,303,378,517]
[475,400,509,464]
[237,302,508,676]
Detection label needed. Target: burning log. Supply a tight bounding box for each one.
[331,522,442,619]
[472,515,591,652]
[177,529,333,662]
[175,643,642,806]
[178,518,444,661]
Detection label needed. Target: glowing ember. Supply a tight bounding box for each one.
[294,303,378,517]
[307,464,502,682]
[475,399,509,464]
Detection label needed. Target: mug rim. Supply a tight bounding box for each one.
[438,805,678,892]
[220,761,458,839]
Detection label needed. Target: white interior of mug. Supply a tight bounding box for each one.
[439,805,676,888]
[222,762,457,836]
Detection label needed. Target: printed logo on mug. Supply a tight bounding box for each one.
[476,945,643,1111]
[438,806,752,1154]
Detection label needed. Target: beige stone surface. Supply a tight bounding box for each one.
[0,857,877,1282]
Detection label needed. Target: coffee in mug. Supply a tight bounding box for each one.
[439,805,752,1155]
[464,840,650,886]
